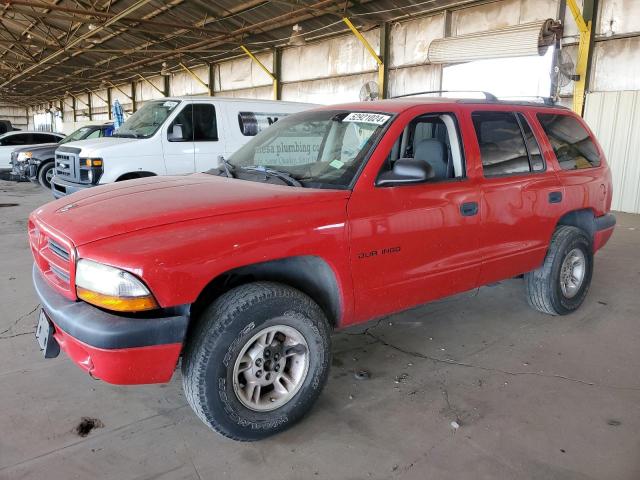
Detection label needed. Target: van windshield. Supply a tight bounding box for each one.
[113,100,181,138]
[225,109,391,189]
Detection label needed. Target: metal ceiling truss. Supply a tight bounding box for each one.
[0,0,470,108]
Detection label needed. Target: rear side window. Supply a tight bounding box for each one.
[537,113,600,169]
[472,111,538,177]
[238,112,288,136]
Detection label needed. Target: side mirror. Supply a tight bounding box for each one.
[168,124,184,141]
[376,158,434,187]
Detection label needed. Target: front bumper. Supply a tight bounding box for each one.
[33,264,189,384]
[50,175,94,198]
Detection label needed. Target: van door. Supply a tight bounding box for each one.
[193,103,225,172]
[162,103,195,174]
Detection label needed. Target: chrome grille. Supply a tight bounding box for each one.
[54,146,82,183]
[48,239,70,261]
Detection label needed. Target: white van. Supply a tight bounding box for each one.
[51,97,314,198]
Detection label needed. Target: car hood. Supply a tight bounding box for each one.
[33,174,350,246]
[14,143,59,154]
[60,136,139,154]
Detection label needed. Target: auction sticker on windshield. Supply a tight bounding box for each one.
[343,112,390,125]
[163,101,179,109]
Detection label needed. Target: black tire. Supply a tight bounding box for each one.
[181,281,331,441]
[525,226,593,315]
[37,162,55,189]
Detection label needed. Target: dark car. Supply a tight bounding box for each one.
[11,123,114,189]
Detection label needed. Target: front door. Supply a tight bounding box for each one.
[162,104,195,174]
[348,108,482,323]
[193,103,226,172]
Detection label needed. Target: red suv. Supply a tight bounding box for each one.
[29,98,615,441]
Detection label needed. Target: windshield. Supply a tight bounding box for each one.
[60,126,94,144]
[114,100,181,138]
[226,110,391,188]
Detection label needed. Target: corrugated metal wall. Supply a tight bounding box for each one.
[584,91,640,214]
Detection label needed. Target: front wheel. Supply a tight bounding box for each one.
[37,162,55,189]
[525,226,593,315]
[181,282,331,441]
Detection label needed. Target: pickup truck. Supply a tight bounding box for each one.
[11,123,113,189]
[29,98,615,441]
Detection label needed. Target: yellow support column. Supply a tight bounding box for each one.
[567,0,592,115]
[343,17,385,99]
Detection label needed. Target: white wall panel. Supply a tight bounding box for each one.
[281,29,379,82]
[591,37,640,91]
[389,14,444,67]
[136,76,166,101]
[598,0,640,36]
[584,90,640,213]
[170,68,209,97]
[452,0,521,35]
[281,73,376,104]
[216,85,273,100]
[214,52,273,91]
[388,65,442,98]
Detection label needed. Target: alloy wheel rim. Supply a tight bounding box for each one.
[232,324,309,412]
[560,248,586,298]
[45,168,54,183]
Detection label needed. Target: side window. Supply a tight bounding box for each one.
[377,112,465,184]
[168,104,193,142]
[472,111,538,177]
[537,113,600,169]
[193,104,218,141]
[85,130,101,139]
[238,112,288,136]
[3,134,30,146]
[32,134,56,143]
[517,113,544,171]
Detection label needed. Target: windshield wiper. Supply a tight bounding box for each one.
[218,155,235,178]
[239,166,303,187]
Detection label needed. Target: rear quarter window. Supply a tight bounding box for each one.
[238,112,289,136]
[537,113,601,170]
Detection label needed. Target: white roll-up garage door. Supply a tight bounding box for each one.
[428,19,557,64]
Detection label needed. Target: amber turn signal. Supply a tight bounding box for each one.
[77,287,159,312]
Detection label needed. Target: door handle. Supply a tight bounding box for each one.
[548,191,563,204]
[460,201,479,217]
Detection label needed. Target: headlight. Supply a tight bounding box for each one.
[17,151,32,162]
[75,259,158,312]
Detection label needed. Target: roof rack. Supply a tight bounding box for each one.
[391,90,498,101]
[497,96,556,106]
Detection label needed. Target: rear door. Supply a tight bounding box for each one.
[162,103,195,174]
[467,107,563,284]
[348,106,483,322]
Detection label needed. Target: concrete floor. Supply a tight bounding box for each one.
[1,179,639,480]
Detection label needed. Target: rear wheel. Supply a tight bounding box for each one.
[525,226,593,315]
[37,162,55,189]
[181,282,331,441]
